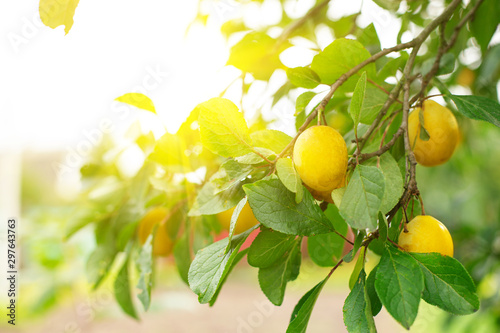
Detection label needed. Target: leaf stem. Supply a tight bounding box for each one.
[418,195,426,215]
[327,259,344,279]
[366,78,403,105]
[387,238,405,251]
[351,127,404,166]
[335,231,354,246]
[350,81,403,163]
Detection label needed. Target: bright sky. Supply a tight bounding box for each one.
[0,0,241,152]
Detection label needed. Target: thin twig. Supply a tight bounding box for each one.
[388,238,405,251]
[276,0,331,48]
[335,231,354,245]
[418,195,426,215]
[353,81,403,155]
[327,259,344,279]
[379,113,398,149]
[367,78,403,104]
[250,147,274,164]
[352,127,404,165]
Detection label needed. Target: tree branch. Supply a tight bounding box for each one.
[410,0,485,105]
[352,127,404,166]
[351,81,403,160]
[275,0,463,163]
[274,41,416,161]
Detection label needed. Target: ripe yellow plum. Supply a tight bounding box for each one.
[293,126,347,193]
[398,215,454,257]
[408,100,459,166]
[138,207,174,256]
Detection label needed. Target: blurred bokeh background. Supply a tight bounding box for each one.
[1,0,499,332]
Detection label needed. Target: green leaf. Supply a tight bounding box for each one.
[343,269,377,333]
[136,239,153,311]
[87,244,117,289]
[287,67,321,89]
[311,38,376,90]
[419,125,431,141]
[372,0,401,11]
[356,23,381,55]
[287,278,328,333]
[188,178,245,216]
[227,197,247,242]
[349,72,367,133]
[449,95,500,127]
[220,19,248,38]
[478,44,500,86]
[197,97,253,157]
[244,179,334,236]
[364,153,403,213]
[227,32,287,80]
[331,187,345,207]
[295,92,317,116]
[376,53,408,81]
[250,129,292,154]
[66,207,110,239]
[421,53,456,77]
[276,158,304,203]
[470,0,500,53]
[327,14,358,38]
[307,205,348,267]
[259,240,301,306]
[375,245,423,329]
[349,247,366,290]
[273,81,294,106]
[148,133,188,170]
[378,212,388,243]
[188,228,255,304]
[366,267,382,316]
[39,0,80,34]
[248,229,296,268]
[344,231,365,263]
[234,147,275,164]
[114,257,139,320]
[115,93,156,113]
[411,253,479,315]
[417,107,428,141]
[360,87,391,124]
[339,165,385,231]
[173,233,191,284]
[211,159,253,194]
[209,248,249,306]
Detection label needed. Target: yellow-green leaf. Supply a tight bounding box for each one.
[227,32,288,80]
[115,93,156,114]
[39,0,80,34]
[197,98,252,158]
[311,38,375,91]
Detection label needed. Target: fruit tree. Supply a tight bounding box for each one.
[41,0,500,331]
